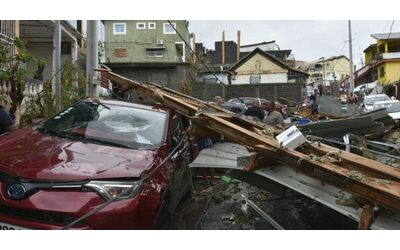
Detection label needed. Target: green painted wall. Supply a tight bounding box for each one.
[104,20,190,64]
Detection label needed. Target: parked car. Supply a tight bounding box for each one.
[227,97,287,119]
[0,98,197,229]
[227,97,266,107]
[372,100,400,119]
[221,101,247,115]
[360,94,391,113]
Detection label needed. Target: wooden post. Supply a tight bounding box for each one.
[192,33,196,65]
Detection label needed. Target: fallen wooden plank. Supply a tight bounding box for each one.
[308,143,400,182]
[98,67,400,214]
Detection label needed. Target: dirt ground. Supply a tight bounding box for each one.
[173,173,358,230]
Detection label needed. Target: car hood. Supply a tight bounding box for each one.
[0,128,160,181]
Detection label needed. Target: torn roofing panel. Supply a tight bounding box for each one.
[298,116,385,138]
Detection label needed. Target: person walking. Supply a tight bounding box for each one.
[318,84,323,96]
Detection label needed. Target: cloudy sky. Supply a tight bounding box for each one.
[189,20,400,69]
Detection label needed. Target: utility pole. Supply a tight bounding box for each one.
[222,30,225,65]
[237,30,241,61]
[86,20,99,97]
[54,20,62,113]
[348,20,354,92]
[192,33,196,65]
[322,57,325,87]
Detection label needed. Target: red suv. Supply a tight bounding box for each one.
[0,99,197,229]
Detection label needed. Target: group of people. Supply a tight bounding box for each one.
[0,97,20,136]
[213,96,284,128]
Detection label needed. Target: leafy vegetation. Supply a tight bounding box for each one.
[0,38,87,127]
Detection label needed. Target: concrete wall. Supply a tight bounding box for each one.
[109,64,190,90]
[232,73,288,84]
[379,61,400,84]
[26,43,72,82]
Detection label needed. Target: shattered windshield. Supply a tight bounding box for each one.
[39,101,167,149]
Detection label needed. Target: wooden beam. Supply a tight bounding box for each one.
[309,143,400,182]
[96,67,400,213]
[358,203,374,230]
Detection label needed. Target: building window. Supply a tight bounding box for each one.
[113,23,126,35]
[163,23,176,34]
[148,49,164,57]
[148,22,156,29]
[136,22,146,29]
[380,66,385,78]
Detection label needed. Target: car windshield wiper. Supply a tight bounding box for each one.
[37,127,75,139]
[81,137,132,149]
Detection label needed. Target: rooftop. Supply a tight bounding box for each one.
[371,32,400,40]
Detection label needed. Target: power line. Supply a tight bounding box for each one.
[167,20,241,101]
[388,20,395,40]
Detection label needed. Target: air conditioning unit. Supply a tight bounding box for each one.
[156,39,164,45]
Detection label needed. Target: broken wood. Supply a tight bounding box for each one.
[98,66,400,214]
[244,153,259,171]
[358,203,374,230]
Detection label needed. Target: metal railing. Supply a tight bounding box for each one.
[0,20,16,70]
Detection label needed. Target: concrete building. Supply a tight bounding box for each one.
[1,20,84,90]
[20,21,83,83]
[298,55,350,88]
[355,32,400,86]
[104,20,191,90]
[230,48,307,85]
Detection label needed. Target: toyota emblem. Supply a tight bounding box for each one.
[7,183,26,200]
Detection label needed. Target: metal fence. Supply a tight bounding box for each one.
[191,81,304,104]
[0,20,16,70]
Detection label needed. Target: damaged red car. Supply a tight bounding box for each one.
[0,99,196,229]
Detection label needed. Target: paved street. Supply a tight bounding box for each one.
[316,94,361,117]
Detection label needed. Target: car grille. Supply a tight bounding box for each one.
[0,204,86,228]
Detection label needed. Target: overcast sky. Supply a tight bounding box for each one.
[189,20,400,69]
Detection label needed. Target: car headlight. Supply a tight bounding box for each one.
[84,180,143,201]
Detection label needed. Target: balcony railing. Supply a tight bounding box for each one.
[374,52,400,61]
